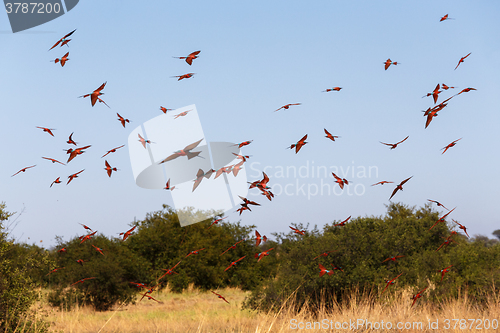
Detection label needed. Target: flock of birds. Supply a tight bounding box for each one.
[14,12,476,308]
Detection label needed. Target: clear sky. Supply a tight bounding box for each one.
[1,0,500,248]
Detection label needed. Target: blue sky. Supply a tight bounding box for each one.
[1,0,500,248]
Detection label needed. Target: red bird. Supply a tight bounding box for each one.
[232,160,244,177]
[192,168,215,192]
[319,263,333,277]
[42,157,65,165]
[52,52,70,67]
[140,283,162,301]
[380,136,409,150]
[164,179,175,191]
[67,132,78,145]
[371,181,393,186]
[238,196,260,208]
[248,172,271,191]
[37,126,55,137]
[138,133,153,149]
[224,256,246,271]
[287,134,308,154]
[456,87,476,96]
[441,138,462,154]
[232,153,251,162]
[48,29,76,50]
[334,216,351,227]
[46,267,65,276]
[220,239,246,256]
[104,160,118,177]
[211,291,230,304]
[57,247,66,253]
[382,255,405,263]
[289,226,305,236]
[381,273,403,294]
[441,83,455,90]
[130,282,148,289]
[79,223,94,232]
[411,286,428,307]
[70,277,96,286]
[117,113,130,128]
[255,231,267,246]
[160,139,204,163]
[101,145,125,158]
[79,82,107,107]
[119,225,137,241]
[160,106,173,114]
[389,176,412,201]
[435,237,457,252]
[91,244,105,255]
[79,230,97,244]
[159,262,181,280]
[233,140,253,149]
[440,14,454,22]
[50,177,61,188]
[173,50,201,65]
[330,264,344,272]
[185,248,205,258]
[455,53,471,70]
[384,58,398,70]
[174,110,192,119]
[255,248,274,262]
[422,84,442,104]
[313,251,337,260]
[66,145,91,163]
[76,259,88,266]
[275,103,301,112]
[207,216,228,229]
[324,128,340,141]
[172,73,195,80]
[323,87,342,92]
[427,199,449,210]
[429,207,456,230]
[11,165,36,177]
[452,219,470,238]
[331,172,349,190]
[439,265,453,282]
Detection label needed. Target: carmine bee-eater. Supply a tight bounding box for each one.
[48,29,76,50]
[173,50,200,65]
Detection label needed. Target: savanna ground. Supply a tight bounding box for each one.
[22,284,500,333]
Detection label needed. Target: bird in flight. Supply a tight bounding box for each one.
[275,103,301,112]
[455,53,471,70]
[67,132,78,145]
[389,176,412,200]
[220,239,246,256]
[441,83,455,90]
[371,181,393,186]
[49,29,76,50]
[207,217,227,229]
[255,231,267,247]
[42,157,65,165]
[138,133,153,149]
[289,226,305,235]
[334,216,351,227]
[313,251,337,260]
[455,87,476,96]
[117,113,130,128]
[381,255,405,263]
[233,140,253,148]
[159,261,181,280]
[411,286,428,307]
[159,139,204,163]
[12,165,36,177]
[119,225,137,241]
[172,73,195,80]
[380,136,409,150]
[50,177,61,188]
[422,84,442,104]
[427,199,449,210]
[381,273,403,294]
[324,128,340,141]
[92,244,105,255]
[79,230,97,244]
[331,172,349,190]
[52,52,70,67]
[192,168,214,192]
[435,237,457,252]
[287,134,308,153]
[255,248,274,262]
[440,14,454,22]
[104,160,118,177]
[79,223,94,232]
[102,145,125,158]
[439,265,453,282]
[164,179,175,191]
[319,263,334,277]
[185,248,205,258]
[452,219,470,238]
[79,82,107,107]
[70,277,96,286]
[67,169,85,184]
[37,126,55,137]
[160,106,173,114]
[441,138,462,154]
[384,58,398,70]
[46,267,65,276]
[224,256,246,272]
[211,291,230,304]
[429,207,456,230]
[173,50,201,65]
[66,145,91,163]
[323,87,342,92]
[174,110,192,119]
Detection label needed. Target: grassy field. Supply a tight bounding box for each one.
[20,285,500,333]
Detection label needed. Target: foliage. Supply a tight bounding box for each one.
[244,203,500,313]
[0,202,49,332]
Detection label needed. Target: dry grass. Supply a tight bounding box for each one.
[24,284,500,333]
